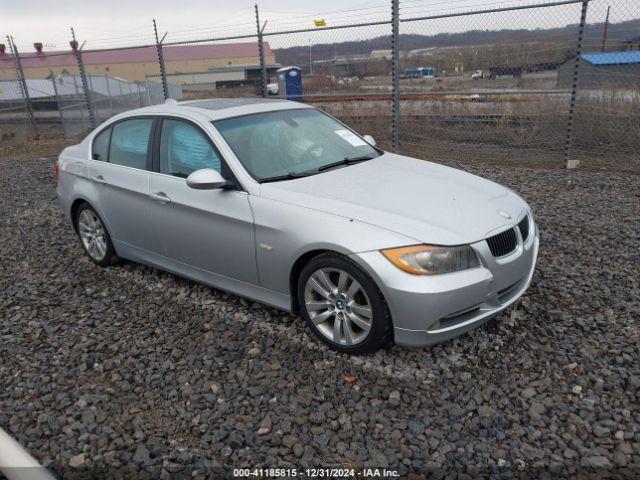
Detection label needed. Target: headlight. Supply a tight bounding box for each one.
[381,244,480,275]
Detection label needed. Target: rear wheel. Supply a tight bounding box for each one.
[75,203,118,267]
[297,253,392,354]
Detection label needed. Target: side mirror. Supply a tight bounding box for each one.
[186,168,227,190]
[363,134,376,146]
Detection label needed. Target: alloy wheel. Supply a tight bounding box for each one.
[303,267,373,346]
[78,209,107,261]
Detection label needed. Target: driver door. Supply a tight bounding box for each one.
[147,117,258,284]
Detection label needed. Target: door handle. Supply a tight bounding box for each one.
[92,175,107,184]
[149,191,172,204]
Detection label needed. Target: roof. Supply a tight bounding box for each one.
[581,50,640,66]
[625,35,640,42]
[122,97,313,121]
[0,42,272,69]
[181,98,287,110]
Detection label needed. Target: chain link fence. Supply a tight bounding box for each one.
[571,0,640,166]
[264,21,395,148]
[160,38,263,101]
[1,0,639,170]
[0,37,39,141]
[0,77,34,142]
[397,0,587,166]
[57,41,167,136]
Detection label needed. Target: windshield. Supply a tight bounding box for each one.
[214,108,380,181]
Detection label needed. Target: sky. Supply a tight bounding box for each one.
[1,0,625,52]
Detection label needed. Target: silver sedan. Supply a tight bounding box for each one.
[56,98,538,354]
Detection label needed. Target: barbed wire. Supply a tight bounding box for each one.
[400,0,569,16]
[4,0,638,56]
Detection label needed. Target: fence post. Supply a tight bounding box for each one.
[71,28,97,129]
[153,19,169,101]
[104,74,114,116]
[391,0,400,149]
[564,0,589,169]
[49,70,65,130]
[136,82,144,107]
[7,36,38,135]
[145,79,152,105]
[255,4,268,98]
[88,75,99,123]
[601,5,610,52]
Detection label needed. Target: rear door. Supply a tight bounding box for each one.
[147,116,258,284]
[88,117,157,256]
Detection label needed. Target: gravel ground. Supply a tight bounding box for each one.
[1,146,639,479]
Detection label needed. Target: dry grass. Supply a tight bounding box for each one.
[0,134,77,160]
[573,89,640,154]
[320,92,640,173]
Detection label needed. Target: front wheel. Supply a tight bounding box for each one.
[297,253,392,354]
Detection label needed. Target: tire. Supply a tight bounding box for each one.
[75,203,119,267]
[297,253,392,354]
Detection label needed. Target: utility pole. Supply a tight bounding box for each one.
[601,5,610,52]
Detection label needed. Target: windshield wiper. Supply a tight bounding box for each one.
[317,154,377,172]
[260,154,378,182]
[259,170,318,183]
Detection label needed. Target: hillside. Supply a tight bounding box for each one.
[272,19,640,67]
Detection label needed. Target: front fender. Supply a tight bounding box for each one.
[249,196,417,296]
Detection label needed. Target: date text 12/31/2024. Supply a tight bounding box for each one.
[233,468,400,477]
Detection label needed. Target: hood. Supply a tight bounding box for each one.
[259,153,529,245]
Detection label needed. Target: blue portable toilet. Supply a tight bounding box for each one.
[277,66,302,101]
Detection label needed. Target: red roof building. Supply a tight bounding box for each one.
[0,42,275,82]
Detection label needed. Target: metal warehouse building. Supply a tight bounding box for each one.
[557,50,640,89]
[0,42,279,87]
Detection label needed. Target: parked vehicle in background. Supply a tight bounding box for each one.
[472,69,486,80]
[401,67,436,79]
[267,82,278,95]
[419,66,436,78]
[56,98,538,354]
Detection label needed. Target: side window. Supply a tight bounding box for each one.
[159,119,222,178]
[109,119,153,170]
[92,127,111,161]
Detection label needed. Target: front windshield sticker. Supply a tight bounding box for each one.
[334,129,367,147]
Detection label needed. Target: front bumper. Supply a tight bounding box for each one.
[351,222,539,347]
